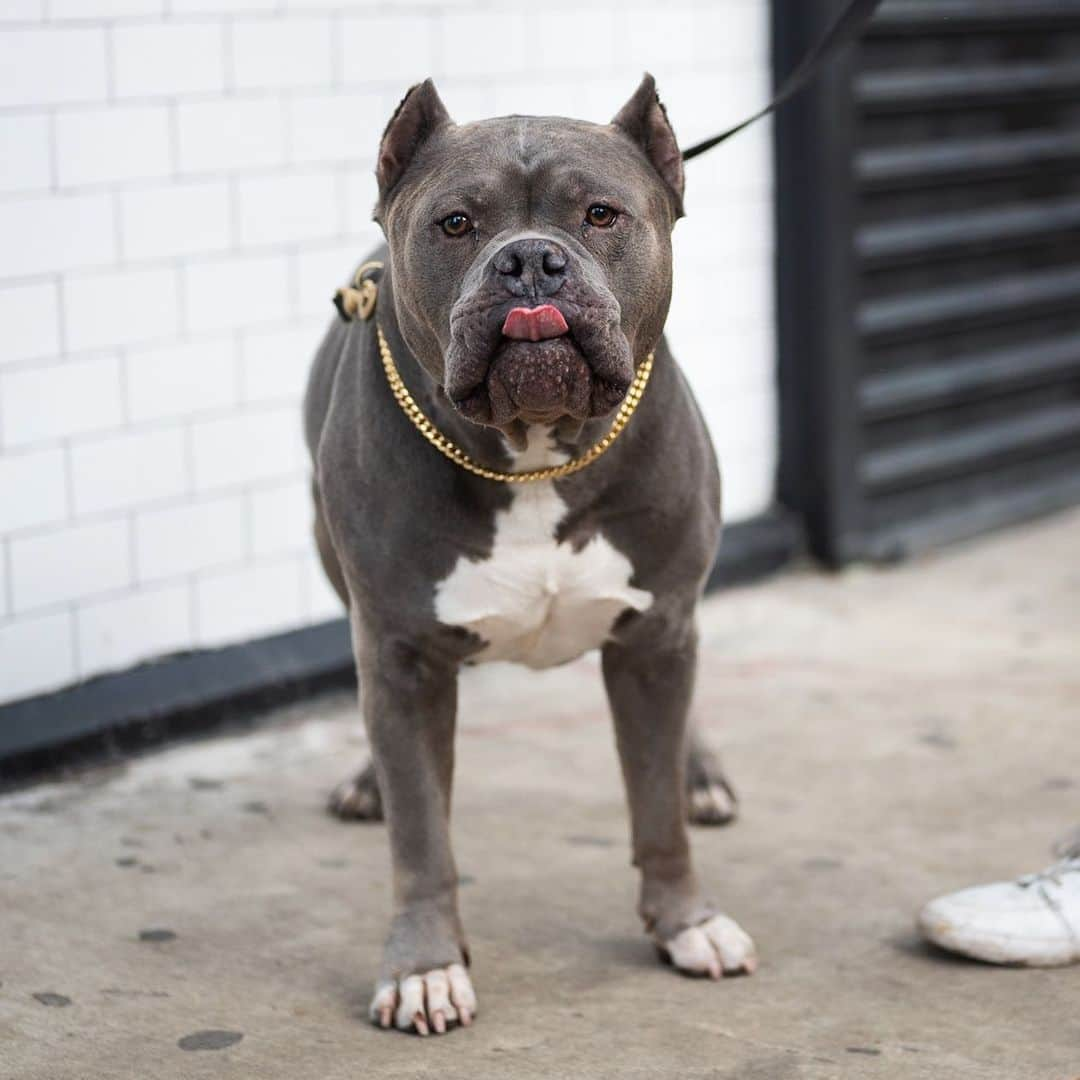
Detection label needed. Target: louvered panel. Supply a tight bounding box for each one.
[860,332,1080,419]
[858,131,1080,190]
[858,267,1080,343]
[856,62,1080,113]
[857,198,1080,267]
[869,1,1080,34]
[852,0,1080,557]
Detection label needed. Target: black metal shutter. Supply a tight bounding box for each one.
[774,0,1080,565]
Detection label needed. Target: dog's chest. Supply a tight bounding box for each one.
[434,482,652,669]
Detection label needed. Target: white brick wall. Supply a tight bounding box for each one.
[0,0,776,705]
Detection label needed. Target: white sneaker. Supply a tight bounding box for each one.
[917,835,1080,967]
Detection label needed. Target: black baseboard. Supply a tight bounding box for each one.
[0,621,357,788]
[0,508,802,789]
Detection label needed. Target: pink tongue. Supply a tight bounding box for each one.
[501,304,569,342]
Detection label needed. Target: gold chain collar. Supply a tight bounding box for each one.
[335,261,654,484]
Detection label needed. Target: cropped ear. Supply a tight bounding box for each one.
[611,74,684,218]
[376,79,453,202]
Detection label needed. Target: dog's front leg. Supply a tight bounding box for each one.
[355,627,476,1035]
[602,615,757,979]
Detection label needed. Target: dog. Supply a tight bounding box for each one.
[303,74,755,1035]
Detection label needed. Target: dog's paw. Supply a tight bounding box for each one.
[686,777,738,826]
[327,768,383,822]
[659,914,757,979]
[369,964,477,1035]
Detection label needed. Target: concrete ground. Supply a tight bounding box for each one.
[3,510,1079,1080]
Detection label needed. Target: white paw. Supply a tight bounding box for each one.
[369,963,477,1035]
[661,913,757,978]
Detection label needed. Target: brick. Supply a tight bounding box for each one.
[176,97,286,173]
[520,10,616,76]
[1,354,123,447]
[184,253,291,334]
[284,0,401,8]
[435,84,491,125]
[676,323,775,397]
[294,241,359,317]
[0,1,45,21]
[250,478,311,558]
[678,192,772,258]
[0,192,115,279]
[582,76,643,126]
[717,446,776,523]
[0,447,67,533]
[113,22,226,99]
[70,427,188,515]
[232,17,333,91]
[437,11,527,79]
[49,0,165,17]
[135,495,247,581]
[0,28,107,107]
[0,610,76,704]
[0,281,61,367]
[288,89,383,165]
[236,171,339,247]
[693,3,768,68]
[119,180,232,261]
[63,265,180,353]
[76,582,192,677]
[126,337,237,423]
[55,104,172,188]
[240,319,324,404]
[11,517,131,612]
[190,407,302,491]
[170,0,275,11]
[341,167,381,239]
[492,81,587,125]
[681,122,771,197]
[620,9,699,73]
[0,114,51,195]
[667,262,771,339]
[701,388,777,460]
[340,14,435,85]
[658,70,768,153]
[301,549,343,621]
[195,558,304,648]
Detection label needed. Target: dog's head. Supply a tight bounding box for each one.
[373,75,684,433]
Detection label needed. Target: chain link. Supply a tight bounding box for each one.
[376,324,653,484]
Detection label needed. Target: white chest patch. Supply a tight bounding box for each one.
[434,434,652,669]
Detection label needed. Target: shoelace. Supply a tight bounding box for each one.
[1016,836,1080,949]
[1052,826,1080,862]
[1017,828,1080,889]
[1018,856,1080,890]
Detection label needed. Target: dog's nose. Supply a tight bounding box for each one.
[492,238,568,297]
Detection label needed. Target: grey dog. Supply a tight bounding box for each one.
[303,74,756,1035]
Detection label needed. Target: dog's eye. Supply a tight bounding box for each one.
[440,212,472,237]
[585,204,618,228]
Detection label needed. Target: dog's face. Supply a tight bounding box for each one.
[374,76,685,434]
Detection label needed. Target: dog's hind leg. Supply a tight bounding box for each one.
[329,757,384,821]
[685,726,738,826]
[329,716,738,827]
[314,482,389,823]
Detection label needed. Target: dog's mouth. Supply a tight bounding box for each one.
[501,303,569,343]
[445,299,634,427]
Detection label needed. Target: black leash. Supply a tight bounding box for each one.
[681,0,886,162]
